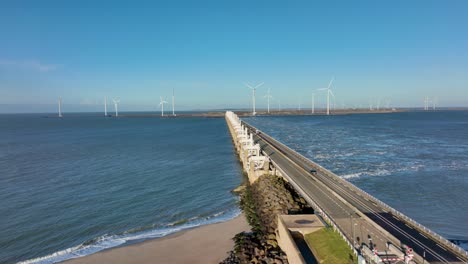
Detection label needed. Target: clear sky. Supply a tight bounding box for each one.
[1,0,467,113]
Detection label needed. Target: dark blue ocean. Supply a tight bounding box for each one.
[0,114,243,263]
[246,111,468,244]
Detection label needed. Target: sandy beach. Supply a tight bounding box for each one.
[63,214,250,264]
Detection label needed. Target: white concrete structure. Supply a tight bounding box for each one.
[225,111,274,183]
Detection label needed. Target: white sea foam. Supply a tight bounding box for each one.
[341,172,363,179]
[18,209,241,264]
[340,169,391,180]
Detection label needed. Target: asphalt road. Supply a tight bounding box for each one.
[243,121,467,264]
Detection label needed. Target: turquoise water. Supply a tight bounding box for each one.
[246,111,468,243]
[0,114,242,263]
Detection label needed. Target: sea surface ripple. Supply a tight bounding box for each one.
[246,111,468,244]
[0,114,242,263]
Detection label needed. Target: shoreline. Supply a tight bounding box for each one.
[62,214,250,264]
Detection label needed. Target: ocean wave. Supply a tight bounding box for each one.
[341,169,391,180]
[340,162,430,180]
[18,208,241,264]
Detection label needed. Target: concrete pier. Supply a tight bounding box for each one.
[225,111,468,264]
[226,111,275,183]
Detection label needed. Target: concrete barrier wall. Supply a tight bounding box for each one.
[276,215,306,264]
[225,111,271,184]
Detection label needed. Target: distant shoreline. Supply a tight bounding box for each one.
[5,108,468,118]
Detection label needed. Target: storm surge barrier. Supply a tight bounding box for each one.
[226,111,468,264]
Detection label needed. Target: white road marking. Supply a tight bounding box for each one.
[436,244,447,251]
[405,224,413,229]
[419,233,428,239]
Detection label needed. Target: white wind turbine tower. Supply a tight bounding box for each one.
[278,99,281,112]
[159,96,168,117]
[424,96,429,110]
[104,96,108,116]
[113,98,120,117]
[311,93,315,114]
[58,97,63,118]
[385,98,391,109]
[318,77,335,115]
[264,87,273,114]
[245,82,264,116]
[172,88,176,116]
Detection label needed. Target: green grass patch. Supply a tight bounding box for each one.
[305,227,357,264]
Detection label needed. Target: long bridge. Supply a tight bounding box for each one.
[225,111,467,264]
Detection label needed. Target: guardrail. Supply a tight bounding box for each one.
[242,120,468,260]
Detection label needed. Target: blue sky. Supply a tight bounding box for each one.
[1,0,467,113]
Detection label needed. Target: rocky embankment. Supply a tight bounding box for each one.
[221,174,312,264]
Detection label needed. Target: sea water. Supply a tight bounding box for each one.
[0,113,242,263]
[246,111,468,245]
[2,111,467,263]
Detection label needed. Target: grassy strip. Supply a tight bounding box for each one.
[305,227,357,264]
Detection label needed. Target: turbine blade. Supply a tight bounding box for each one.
[244,82,253,89]
[254,82,264,89]
[329,90,335,97]
[317,88,327,91]
[328,77,334,89]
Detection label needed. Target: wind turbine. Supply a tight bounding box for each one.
[263,87,273,114]
[318,77,335,115]
[58,97,62,118]
[278,99,281,112]
[311,93,315,114]
[159,96,168,117]
[104,96,108,116]
[245,82,264,116]
[113,98,120,117]
[384,98,391,109]
[172,88,176,116]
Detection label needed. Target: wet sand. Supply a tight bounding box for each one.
[63,214,250,264]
